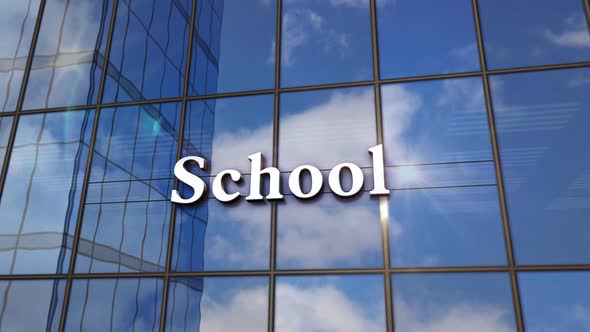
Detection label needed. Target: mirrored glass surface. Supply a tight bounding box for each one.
[0,110,94,275]
[519,271,590,332]
[65,278,163,331]
[23,0,113,110]
[393,273,516,331]
[275,275,386,331]
[184,95,274,175]
[0,116,14,167]
[386,162,497,190]
[0,0,41,112]
[172,199,271,272]
[382,78,492,166]
[0,279,65,331]
[389,186,506,267]
[280,0,373,87]
[279,86,376,171]
[277,193,382,269]
[102,0,190,103]
[491,68,590,264]
[478,0,590,69]
[188,0,275,95]
[166,276,268,331]
[77,102,181,273]
[377,0,479,78]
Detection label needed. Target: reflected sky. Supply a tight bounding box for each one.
[65,278,163,331]
[0,116,14,167]
[381,77,492,166]
[377,0,479,78]
[0,279,64,331]
[519,272,590,332]
[277,193,382,269]
[166,276,268,331]
[279,86,376,171]
[23,0,112,110]
[479,0,590,69]
[275,275,386,332]
[492,67,590,264]
[393,273,516,332]
[184,95,274,175]
[389,186,506,267]
[189,0,275,95]
[0,110,93,275]
[280,0,373,87]
[102,0,191,103]
[0,0,40,112]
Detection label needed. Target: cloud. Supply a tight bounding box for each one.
[545,13,590,48]
[200,286,269,331]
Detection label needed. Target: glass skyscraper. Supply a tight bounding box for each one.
[1,0,590,331]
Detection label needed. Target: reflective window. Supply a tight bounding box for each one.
[166,276,268,331]
[275,275,386,331]
[184,95,274,175]
[382,78,492,166]
[77,102,181,273]
[23,0,113,110]
[189,0,275,95]
[280,0,373,87]
[478,0,590,69]
[0,116,14,167]
[492,68,590,264]
[0,110,94,274]
[386,162,497,190]
[279,86,376,171]
[393,273,516,331]
[172,199,271,272]
[277,194,382,269]
[66,278,163,331]
[0,279,64,331]
[0,0,41,112]
[519,272,590,332]
[102,0,190,103]
[377,0,479,78]
[389,186,506,267]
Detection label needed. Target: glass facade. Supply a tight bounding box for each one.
[0,0,589,331]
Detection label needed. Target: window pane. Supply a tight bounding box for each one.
[277,193,382,269]
[478,0,590,69]
[188,0,275,95]
[377,0,479,78]
[279,86,376,171]
[0,116,14,167]
[0,0,40,112]
[280,0,373,87]
[184,95,274,175]
[0,110,94,274]
[393,273,516,331]
[172,199,271,272]
[381,77,492,166]
[0,279,65,331]
[389,186,506,267]
[66,278,163,331]
[166,276,268,331]
[519,272,590,332]
[275,275,386,332]
[76,102,181,273]
[492,68,590,264]
[23,0,113,110]
[102,0,190,103]
[386,162,497,190]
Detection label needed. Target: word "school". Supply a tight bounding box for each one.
[171,145,390,204]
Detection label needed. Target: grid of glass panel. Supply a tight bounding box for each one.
[1,0,590,331]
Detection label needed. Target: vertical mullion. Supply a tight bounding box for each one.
[368,1,393,332]
[159,0,198,331]
[471,1,525,331]
[0,0,47,201]
[57,0,119,330]
[583,0,590,32]
[268,0,282,331]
